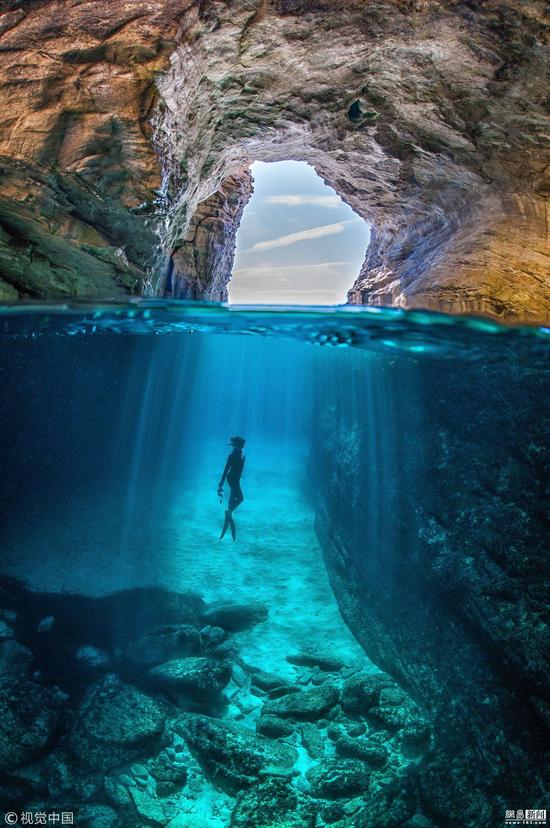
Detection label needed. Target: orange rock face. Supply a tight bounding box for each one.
[0,0,548,322]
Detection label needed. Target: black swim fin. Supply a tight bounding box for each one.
[220,510,231,540]
[229,515,236,541]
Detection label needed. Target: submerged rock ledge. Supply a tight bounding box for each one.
[0,0,548,321]
[0,576,433,827]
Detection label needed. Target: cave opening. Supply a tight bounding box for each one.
[228,160,370,305]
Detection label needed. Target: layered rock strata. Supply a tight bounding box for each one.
[0,1,548,321]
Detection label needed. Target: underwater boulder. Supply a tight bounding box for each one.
[341,672,398,715]
[369,696,427,734]
[255,714,296,738]
[0,639,33,678]
[149,747,188,787]
[230,777,317,827]
[75,644,110,674]
[249,667,294,693]
[306,758,370,799]
[286,652,346,672]
[267,684,302,700]
[201,602,268,632]
[350,768,419,828]
[200,625,227,648]
[128,784,178,826]
[13,746,101,801]
[174,713,297,794]
[0,678,61,772]
[68,674,165,771]
[147,656,231,702]
[263,684,339,721]
[334,734,388,767]
[126,624,202,668]
[301,722,325,759]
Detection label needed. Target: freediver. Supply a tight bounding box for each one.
[217,436,245,541]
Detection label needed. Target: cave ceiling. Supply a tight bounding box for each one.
[0,0,548,321]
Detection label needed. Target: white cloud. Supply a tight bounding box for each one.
[264,194,342,208]
[248,220,355,252]
[233,261,353,279]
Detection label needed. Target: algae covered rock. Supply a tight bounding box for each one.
[369,697,427,733]
[351,771,418,828]
[69,674,165,771]
[263,685,338,721]
[147,656,231,701]
[0,679,60,772]
[175,713,297,793]
[250,668,294,693]
[341,672,396,715]
[127,624,201,667]
[301,722,325,759]
[230,778,317,827]
[201,602,268,632]
[286,652,345,672]
[149,748,188,786]
[335,734,388,767]
[256,714,296,738]
[306,758,370,799]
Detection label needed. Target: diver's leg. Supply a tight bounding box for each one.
[220,510,231,540]
[228,485,242,541]
[230,486,244,512]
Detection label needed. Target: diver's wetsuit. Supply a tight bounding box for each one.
[218,448,245,540]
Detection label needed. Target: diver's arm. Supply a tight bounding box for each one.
[218,455,232,490]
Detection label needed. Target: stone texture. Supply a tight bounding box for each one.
[174,713,297,794]
[306,758,370,799]
[201,601,268,632]
[0,1,547,320]
[311,353,549,825]
[230,778,317,828]
[147,656,231,701]
[126,624,202,667]
[0,678,60,772]
[341,672,397,714]
[263,684,339,720]
[256,714,296,738]
[68,674,165,771]
[0,639,33,679]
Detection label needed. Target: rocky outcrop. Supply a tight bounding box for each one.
[0,1,548,320]
[174,714,298,794]
[165,170,254,301]
[311,352,550,826]
[68,675,166,771]
[0,575,434,825]
[0,0,186,298]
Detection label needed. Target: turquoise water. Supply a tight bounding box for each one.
[0,301,548,827]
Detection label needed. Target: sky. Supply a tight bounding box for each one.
[229,161,370,305]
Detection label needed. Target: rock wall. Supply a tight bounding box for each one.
[310,350,549,825]
[0,0,188,298]
[165,169,253,301]
[0,0,548,320]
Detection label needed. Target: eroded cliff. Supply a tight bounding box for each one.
[311,349,549,826]
[0,0,548,320]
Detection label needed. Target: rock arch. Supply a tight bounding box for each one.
[0,0,548,322]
